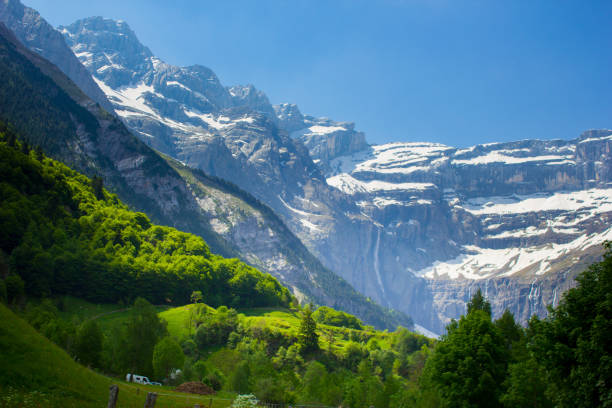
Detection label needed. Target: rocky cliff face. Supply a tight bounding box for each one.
[0,8,408,330]
[0,0,113,112]
[59,16,612,335]
[165,160,412,329]
[59,18,400,327]
[326,134,612,332]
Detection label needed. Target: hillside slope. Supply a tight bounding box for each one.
[0,0,113,112]
[0,304,231,407]
[0,137,293,307]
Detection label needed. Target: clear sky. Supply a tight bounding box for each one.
[25,0,612,146]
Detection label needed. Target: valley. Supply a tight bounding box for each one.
[55,15,612,333]
[0,1,610,406]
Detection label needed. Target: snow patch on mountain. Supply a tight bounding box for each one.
[327,173,435,195]
[416,227,612,280]
[460,188,612,215]
[453,152,572,165]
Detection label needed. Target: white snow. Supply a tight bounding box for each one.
[371,197,405,208]
[183,110,254,129]
[452,151,570,165]
[460,189,612,215]
[307,125,346,134]
[579,134,612,144]
[166,81,192,91]
[415,227,612,280]
[278,196,319,218]
[414,324,439,339]
[326,173,435,195]
[300,218,321,232]
[329,142,452,177]
[94,78,161,118]
[75,51,93,65]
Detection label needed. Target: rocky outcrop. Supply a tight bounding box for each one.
[0,0,113,112]
[291,117,368,171]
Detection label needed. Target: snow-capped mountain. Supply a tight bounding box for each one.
[59,17,419,326]
[325,131,612,330]
[0,4,411,330]
[59,16,612,334]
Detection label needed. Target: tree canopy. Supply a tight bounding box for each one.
[529,242,612,408]
[312,306,363,330]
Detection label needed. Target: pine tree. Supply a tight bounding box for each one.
[91,175,104,200]
[35,145,44,162]
[421,308,506,407]
[297,304,319,355]
[467,288,492,316]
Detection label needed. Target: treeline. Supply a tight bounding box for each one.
[0,127,292,308]
[413,245,612,408]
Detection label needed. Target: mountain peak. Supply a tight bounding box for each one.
[60,17,153,88]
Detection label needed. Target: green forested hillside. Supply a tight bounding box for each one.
[0,132,291,308]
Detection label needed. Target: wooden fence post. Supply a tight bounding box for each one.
[143,392,157,408]
[107,384,119,408]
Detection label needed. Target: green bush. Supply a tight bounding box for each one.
[313,306,363,330]
[74,320,103,368]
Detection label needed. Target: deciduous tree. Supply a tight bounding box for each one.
[74,319,103,368]
[152,336,184,380]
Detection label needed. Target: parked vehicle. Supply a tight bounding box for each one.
[125,373,152,385]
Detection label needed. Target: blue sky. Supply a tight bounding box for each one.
[25,0,612,146]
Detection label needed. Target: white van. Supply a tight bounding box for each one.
[126,373,151,385]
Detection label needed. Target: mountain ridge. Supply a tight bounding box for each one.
[0,8,410,330]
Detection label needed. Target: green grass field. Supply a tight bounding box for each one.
[58,297,395,353]
[0,304,232,408]
[156,303,394,353]
[159,304,215,340]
